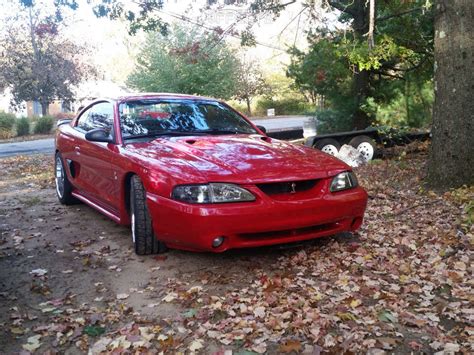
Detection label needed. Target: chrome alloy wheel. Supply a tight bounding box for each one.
[131,206,136,243]
[55,156,65,198]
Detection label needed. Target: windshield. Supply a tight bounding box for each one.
[119,99,257,139]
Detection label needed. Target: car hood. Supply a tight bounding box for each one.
[124,135,349,184]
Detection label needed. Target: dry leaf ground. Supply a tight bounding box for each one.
[0,144,472,354]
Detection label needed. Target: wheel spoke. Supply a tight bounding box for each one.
[55,156,65,198]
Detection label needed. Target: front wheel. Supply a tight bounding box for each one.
[130,175,167,255]
[55,152,76,205]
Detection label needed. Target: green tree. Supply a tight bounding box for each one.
[127,25,240,99]
[282,1,434,130]
[0,6,93,115]
[233,58,267,115]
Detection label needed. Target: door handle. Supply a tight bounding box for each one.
[74,146,81,155]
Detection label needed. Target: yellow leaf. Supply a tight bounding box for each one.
[399,275,409,283]
[350,299,362,308]
[11,327,25,335]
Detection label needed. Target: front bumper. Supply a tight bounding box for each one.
[146,184,368,252]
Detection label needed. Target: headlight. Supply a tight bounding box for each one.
[172,183,256,204]
[330,171,358,192]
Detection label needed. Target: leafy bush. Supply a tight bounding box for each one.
[16,117,31,136]
[255,98,313,116]
[33,115,54,134]
[0,112,16,139]
[315,109,354,134]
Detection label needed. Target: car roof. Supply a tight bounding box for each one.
[109,93,220,102]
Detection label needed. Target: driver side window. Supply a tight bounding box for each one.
[76,102,114,133]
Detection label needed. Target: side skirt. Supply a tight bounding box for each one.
[71,190,121,224]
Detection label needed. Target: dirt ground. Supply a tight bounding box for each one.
[0,147,472,354]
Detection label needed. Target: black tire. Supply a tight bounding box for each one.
[314,138,341,156]
[130,175,167,255]
[348,135,377,161]
[54,152,76,205]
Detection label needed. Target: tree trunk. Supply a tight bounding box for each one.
[353,69,371,129]
[246,96,252,116]
[351,0,371,130]
[40,100,49,116]
[427,0,474,188]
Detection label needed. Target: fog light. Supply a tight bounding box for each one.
[212,236,225,248]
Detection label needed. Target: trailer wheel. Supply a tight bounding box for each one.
[349,135,377,161]
[314,138,341,156]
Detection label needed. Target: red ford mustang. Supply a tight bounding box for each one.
[55,93,367,254]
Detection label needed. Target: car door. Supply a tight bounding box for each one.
[74,101,120,210]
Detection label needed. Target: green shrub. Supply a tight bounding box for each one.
[16,117,31,136]
[33,115,54,134]
[315,109,354,134]
[0,112,16,139]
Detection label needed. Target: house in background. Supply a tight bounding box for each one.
[1,80,129,118]
[26,100,72,117]
[0,88,27,117]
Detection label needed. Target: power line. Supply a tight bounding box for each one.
[156,9,287,52]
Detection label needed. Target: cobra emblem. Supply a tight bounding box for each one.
[290,182,297,194]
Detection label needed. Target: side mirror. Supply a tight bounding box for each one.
[85,128,114,143]
[256,125,267,134]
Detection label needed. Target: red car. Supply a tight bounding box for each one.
[55,94,367,254]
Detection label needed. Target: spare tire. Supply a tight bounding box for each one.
[314,138,341,156]
[349,135,377,161]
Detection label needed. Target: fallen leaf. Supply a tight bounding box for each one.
[30,269,47,276]
[253,306,266,318]
[378,310,397,323]
[22,335,41,352]
[189,339,203,351]
[83,325,106,337]
[162,293,178,303]
[279,339,302,353]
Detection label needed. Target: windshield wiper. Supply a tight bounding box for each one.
[189,129,252,135]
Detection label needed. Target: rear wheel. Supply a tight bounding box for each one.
[349,135,377,161]
[55,152,76,205]
[314,138,341,156]
[130,175,167,255]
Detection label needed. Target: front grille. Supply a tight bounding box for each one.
[256,179,318,195]
[239,222,339,240]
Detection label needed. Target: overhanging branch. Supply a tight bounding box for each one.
[327,1,356,16]
[377,7,423,22]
